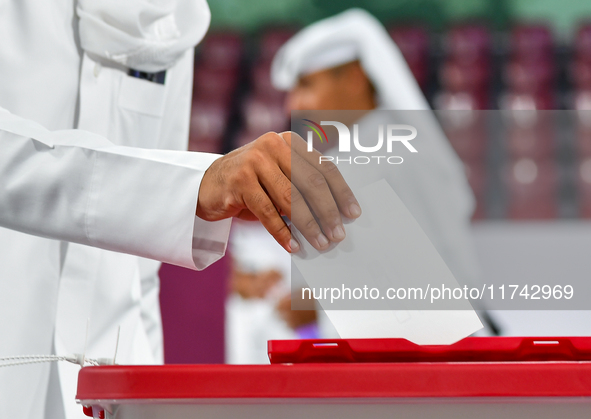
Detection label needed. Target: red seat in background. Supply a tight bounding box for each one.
[502,24,556,118]
[440,59,490,92]
[439,107,488,161]
[388,25,430,89]
[505,158,559,219]
[250,60,285,102]
[499,100,556,161]
[504,59,555,95]
[193,66,239,107]
[505,118,556,160]
[575,23,591,62]
[198,32,244,71]
[435,25,492,111]
[569,60,591,90]
[191,31,243,151]
[241,94,288,136]
[445,24,491,66]
[188,100,229,153]
[510,24,554,63]
[258,28,297,62]
[230,28,294,151]
[235,95,288,150]
[439,59,490,104]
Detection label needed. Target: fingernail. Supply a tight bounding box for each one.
[316,234,329,248]
[349,203,362,218]
[332,225,345,241]
[290,238,300,253]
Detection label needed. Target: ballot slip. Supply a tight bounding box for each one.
[290,179,483,345]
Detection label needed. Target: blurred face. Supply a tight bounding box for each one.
[285,61,376,112]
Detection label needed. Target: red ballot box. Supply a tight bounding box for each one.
[77,337,591,419]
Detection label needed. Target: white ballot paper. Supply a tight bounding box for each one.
[291,179,483,345]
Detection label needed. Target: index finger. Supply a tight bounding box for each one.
[280,131,362,220]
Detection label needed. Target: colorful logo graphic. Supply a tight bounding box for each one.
[302,119,329,143]
[301,118,417,165]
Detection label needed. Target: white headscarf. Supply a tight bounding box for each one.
[271,8,429,110]
[77,0,211,72]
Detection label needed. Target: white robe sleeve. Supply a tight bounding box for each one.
[0,108,231,270]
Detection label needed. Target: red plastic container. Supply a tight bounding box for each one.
[77,337,591,418]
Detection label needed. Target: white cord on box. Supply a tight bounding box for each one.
[0,354,101,368]
[0,321,120,369]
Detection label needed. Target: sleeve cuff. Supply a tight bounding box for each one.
[191,215,232,270]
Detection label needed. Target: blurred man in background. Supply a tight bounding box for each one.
[271,8,492,337]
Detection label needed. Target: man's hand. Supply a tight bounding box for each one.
[196,131,361,252]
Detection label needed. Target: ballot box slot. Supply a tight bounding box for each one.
[267,337,591,364]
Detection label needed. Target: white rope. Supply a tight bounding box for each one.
[1,320,120,368]
[0,354,100,368]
